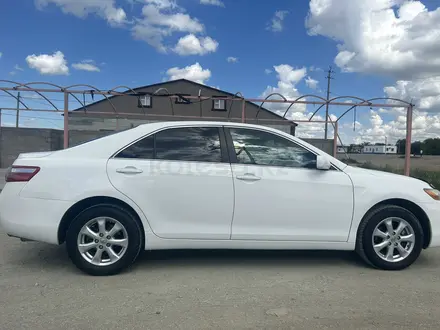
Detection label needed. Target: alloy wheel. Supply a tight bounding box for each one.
[372,217,415,263]
[77,217,129,266]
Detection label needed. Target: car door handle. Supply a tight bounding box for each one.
[116,166,143,174]
[236,174,261,182]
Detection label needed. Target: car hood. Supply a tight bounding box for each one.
[344,165,430,187]
[345,165,402,177]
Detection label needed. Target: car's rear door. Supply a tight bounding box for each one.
[225,126,354,242]
[107,124,234,240]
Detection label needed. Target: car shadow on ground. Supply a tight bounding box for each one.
[4,239,437,274]
[134,249,366,271]
[4,240,364,272]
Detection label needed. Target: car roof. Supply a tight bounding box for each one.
[136,120,280,129]
[51,120,347,170]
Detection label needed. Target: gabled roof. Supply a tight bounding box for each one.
[72,79,296,125]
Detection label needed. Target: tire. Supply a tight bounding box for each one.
[356,205,424,270]
[66,204,143,276]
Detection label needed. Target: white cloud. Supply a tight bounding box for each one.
[131,23,169,53]
[305,76,319,90]
[0,52,2,59]
[267,10,289,32]
[173,34,218,55]
[35,0,127,25]
[227,56,238,63]
[260,64,308,114]
[132,2,215,53]
[309,66,323,72]
[258,64,342,140]
[305,0,440,80]
[141,5,203,33]
[384,78,440,113]
[166,62,211,84]
[349,109,440,144]
[26,51,69,75]
[305,0,440,143]
[35,0,215,55]
[72,60,101,72]
[200,0,225,7]
[146,0,178,9]
[265,69,272,74]
[9,64,24,76]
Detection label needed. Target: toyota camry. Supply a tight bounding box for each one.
[1,121,439,276]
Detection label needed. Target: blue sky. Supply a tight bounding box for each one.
[1,0,440,143]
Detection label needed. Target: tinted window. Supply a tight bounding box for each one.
[116,135,154,159]
[155,127,222,162]
[229,128,317,168]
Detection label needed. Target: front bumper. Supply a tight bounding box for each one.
[0,183,72,245]
[421,202,440,248]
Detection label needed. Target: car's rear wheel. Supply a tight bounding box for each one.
[66,204,143,276]
[356,205,424,270]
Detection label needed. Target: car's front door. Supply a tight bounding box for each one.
[107,125,234,240]
[226,127,354,242]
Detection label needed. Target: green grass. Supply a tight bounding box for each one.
[357,161,440,188]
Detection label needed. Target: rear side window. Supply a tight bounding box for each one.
[115,135,154,159]
[115,127,222,163]
[155,127,222,162]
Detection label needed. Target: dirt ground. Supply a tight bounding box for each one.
[337,154,440,171]
[2,229,440,329]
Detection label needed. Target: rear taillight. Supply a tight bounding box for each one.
[5,166,40,182]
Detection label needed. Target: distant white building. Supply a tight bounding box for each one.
[363,145,397,154]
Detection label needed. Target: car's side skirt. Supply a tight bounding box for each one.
[145,234,355,251]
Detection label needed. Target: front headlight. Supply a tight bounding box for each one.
[424,188,440,200]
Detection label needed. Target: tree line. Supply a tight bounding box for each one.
[344,138,440,155]
[395,138,440,155]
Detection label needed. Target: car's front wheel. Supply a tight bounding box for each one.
[66,204,143,276]
[356,205,424,270]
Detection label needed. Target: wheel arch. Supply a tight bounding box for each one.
[359,198,431,249]
[58,196,146,245]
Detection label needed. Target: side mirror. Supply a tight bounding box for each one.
[316,155,331,170]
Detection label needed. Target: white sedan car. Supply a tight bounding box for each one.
[1,121,439,276]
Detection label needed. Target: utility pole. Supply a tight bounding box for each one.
[385,136,387,154]
[15,91,20,128]
[324,66,334,139]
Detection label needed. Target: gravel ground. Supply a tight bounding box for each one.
[1,229,440,330]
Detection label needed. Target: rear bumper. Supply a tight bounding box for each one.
[0,184,72,245]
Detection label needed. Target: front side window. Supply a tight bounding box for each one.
[229,128,317,168]
[155,127,222,162]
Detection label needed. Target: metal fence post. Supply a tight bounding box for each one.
[404,104,413,176]
[64,92,69,149]
[333,121,338,157]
